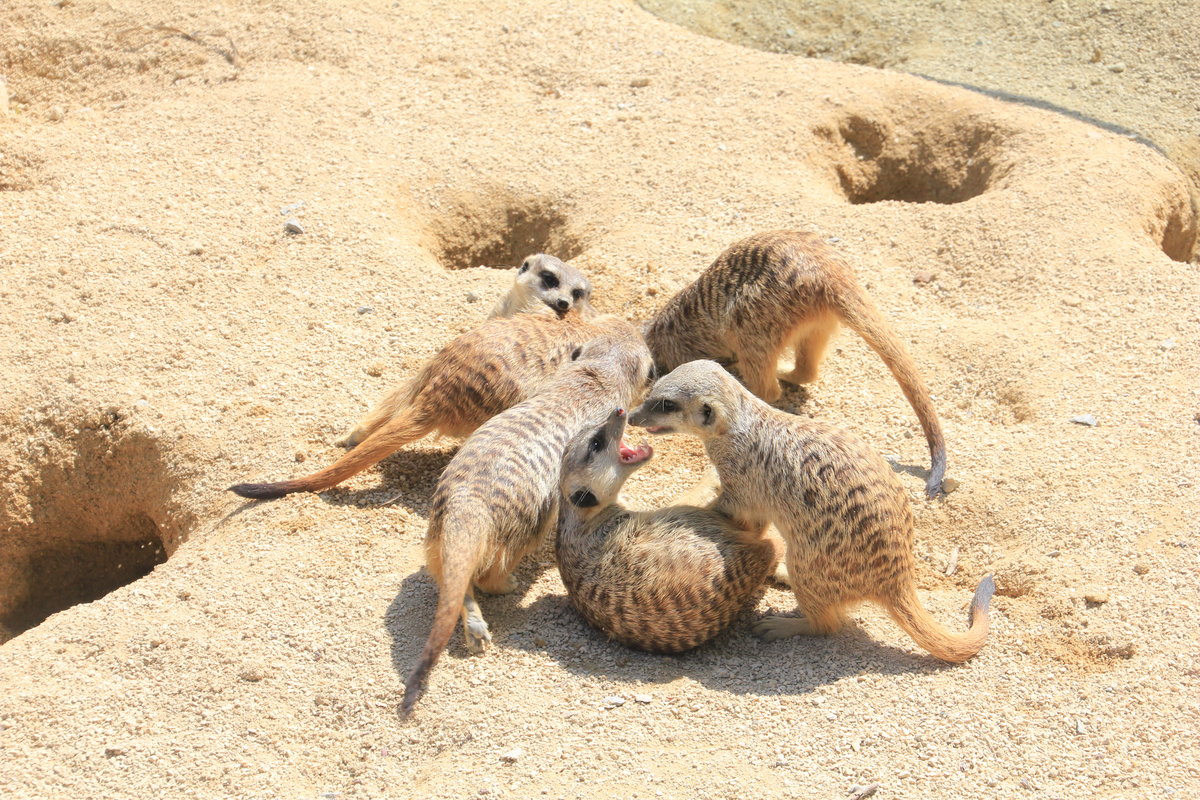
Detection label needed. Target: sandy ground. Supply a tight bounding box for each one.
[1,1,1198,798]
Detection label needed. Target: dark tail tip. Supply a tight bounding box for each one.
[969,573,996,624]
[228,481,293,500]
[925,450,947,499]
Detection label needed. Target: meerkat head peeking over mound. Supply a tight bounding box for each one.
[489,253,595,319]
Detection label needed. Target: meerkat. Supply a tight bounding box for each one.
[629,360,994,663]
[556,408,780,653]
[489,254,596,319]
[229,311,622,500]
[402,324,654,714]
[643,230,946,497]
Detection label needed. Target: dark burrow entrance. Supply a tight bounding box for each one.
[0,408,194,643]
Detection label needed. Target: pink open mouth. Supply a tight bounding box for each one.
[618,440,653,464]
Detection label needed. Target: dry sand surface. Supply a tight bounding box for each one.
[1,1,1198,798]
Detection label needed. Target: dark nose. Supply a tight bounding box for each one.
[556,298,570,311]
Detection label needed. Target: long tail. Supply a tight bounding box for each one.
[228,405,436,499]
[402,520,483,715]
[886,573,994,663]
[835,292,947,497]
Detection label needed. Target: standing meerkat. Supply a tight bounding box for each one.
[403,325,654,714]
[556,408,780,653]
[643,230,946,497]
[229,311,622,500]
[489,254,596,319]
[629,360,994,664]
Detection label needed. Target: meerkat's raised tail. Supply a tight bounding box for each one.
[833,291,946,498]
[402,521,485,716]
[229,406,437,499]
[885,573,994,663]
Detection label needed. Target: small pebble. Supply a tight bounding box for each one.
[500,748,523,763]
[357,306,374,315]
[187,242,204,255]
[284,218,305,235]
[941,477,960,494]
[602,696,625,709]
[294,451,306,463]
[366,362,385,377]
[1083,588,1109,605]
[465,291,481,303]
[634,694,652,704]
[280,201,306,216]
[1159,339,1176,350]
[104,745,126,758]
[1070,414,1097,427]
[912,270,936,284]
[630,77,651,88]
[1107,62,1126,73]
[48,105,65,121]
[1133,563,1149,575]
[849,784,879,800]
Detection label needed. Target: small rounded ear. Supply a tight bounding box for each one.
[701,403,715,426]
[568,489,599,508]
[519,259,530,273]
[570,346,583,361]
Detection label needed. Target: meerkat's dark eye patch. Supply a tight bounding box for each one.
[589,431,607,454]
[653,398,679,414]
[571,288,584,301]
[568,488,599,508]
[701,403,714,426]
[540,272,559,289]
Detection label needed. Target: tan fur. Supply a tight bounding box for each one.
[629,360,994,664]
[229,311,621,500]
[489,254,596,320]
[643,230,947,497]
[556,409,779,653]
[402,324,653,714]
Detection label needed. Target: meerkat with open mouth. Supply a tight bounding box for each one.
[556,408,779,653]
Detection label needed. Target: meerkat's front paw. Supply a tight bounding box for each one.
[465,618,492,653]
[753,615,814,641]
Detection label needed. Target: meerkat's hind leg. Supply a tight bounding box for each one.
[461,591,492,653]
[475,567,520,595]
[784,316,839,386]
[734,343,786,403]
[753,605,843,641]
[335,383,416,448]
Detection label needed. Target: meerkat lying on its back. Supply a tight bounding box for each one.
[490,254,596,319]
[229,311,622,500]
[556,408,779,654]
[402,323,654,715]
[643,230,947,497]
[630,361,994,664]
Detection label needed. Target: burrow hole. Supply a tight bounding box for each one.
[0,409,194,643]
[817,112,1013,205]
[427,190,587,270]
